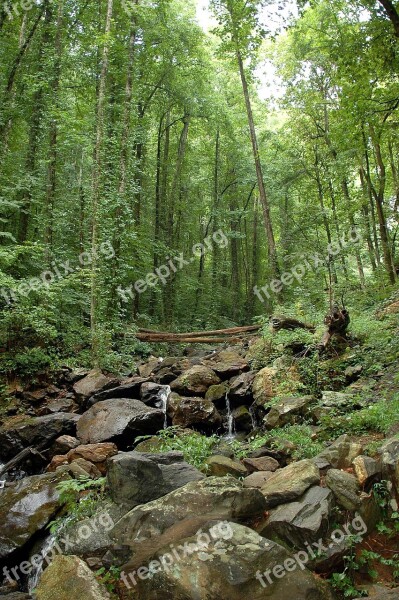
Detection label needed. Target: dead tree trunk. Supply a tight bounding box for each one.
[319,307,350,350]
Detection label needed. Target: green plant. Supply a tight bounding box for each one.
[153,427,218,470]
[48,476,107,534]
[95,566,121,594]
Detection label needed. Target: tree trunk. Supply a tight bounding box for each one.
[91,0,113,365]
[236,49,280,281]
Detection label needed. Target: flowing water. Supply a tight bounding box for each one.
[249,404,257,430]
[159,385,171,429]
[27,532,57,593]
[224,393,236,440]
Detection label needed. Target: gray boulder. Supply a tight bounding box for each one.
[313,434,363,470]
[77,398,164,446]
[264,396,313,429]
[170,365,221,395]
[107,451,204,509]
[325,469,360,510]
[261,459,320,508]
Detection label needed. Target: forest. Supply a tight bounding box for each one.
[0,0,398,372]
[1,1,399,599]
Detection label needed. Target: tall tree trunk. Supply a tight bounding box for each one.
[45,0,64,265]
[91,0,113,365]
[359,167,378,270]
[369,124,397,283]
[314,150,338,284]
[236,48,280,281]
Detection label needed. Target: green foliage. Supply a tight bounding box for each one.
[232,424,324,460]
[95,566,121,595]
[154,427,219,470]
[48,476,107,535]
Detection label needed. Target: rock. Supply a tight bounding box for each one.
[228,371,256,405]
[380,437,399,492]
[73,370,119,404]
[354,586,399,599]
[0,471,70,559]
[138,357,162,378]
[88,377,148,407]
[45,397,76,414]
[46,455,69,471]
[111,477,267,565]
[313,434,363,470]
[66,443,118,474]
[318,391,365,413]
[344,364,363,383]
[203,351,249,378]
[22,388,48,403]
[69,458,102,478]
[170,365,221,396]
[77,399,164,446]
[243,471,275,488]
[325,469,360,510]
[252,366,302,404]
[0,413,80,461]
[107,451,204,509]
[258,486,334,549]
[205,456,247,477]
[243,456,280,473]
[52,435,80,454]
[252,367,277,403]
[125,522,328,600]
[35,555,110,600]
[232,405,252,432]
[264,396,313,429]
[0,594,31,599]
[261,459,320,508]
[140,382,170,407]
[205,382,229,406]
[167,394,222,431]
[353,455,381,487]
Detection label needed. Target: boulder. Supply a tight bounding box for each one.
[228,371,256,405]
[107,451,204,509]
[264,396,313,429]
[69,458,102,479]
[73,370,119,403]
[0,471,70,559]
[66,443,118,474]
[0,413,80,461]
[380,437,399,493]
[111,477,267,565]
[167,394,222,431]
[354,586,399,599]
[258,485,334,549]
[232,405,252,432]
[140,382,170,407]
[313,435,363,470]
[35,555,110,600]
[261,459,320,508]
[252,367,277,404]
[170,365,221,396]
[88,377,148,407]
[205,383,229,406]
[243,456,280,473]
[205,456,247,477]
[77,399,164,446]
[124,522,328,600]
[325,469,360,510]
[243,471,275,488]
[252,366,302,404]
[203,351,249,378]
[45,397,76,414]
[353,455,381,487]
[138,357,162,378]
[52,435,80,455]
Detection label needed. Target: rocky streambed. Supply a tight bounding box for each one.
[0,341,399,600]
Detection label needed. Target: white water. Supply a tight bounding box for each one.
[159,385,171,429]
[27,533,57,593]
[249,405,257,430]
[0,463,5,489]
[224,393,236,440]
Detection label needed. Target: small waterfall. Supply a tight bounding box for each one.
[159,385,171,429]
[0,463,6,489]
[27,533,57,594]
[249,405,257,430]
[224,393,236,440]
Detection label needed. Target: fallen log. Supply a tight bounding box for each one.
[270,315,315,333]
[135,334,245,344]
[137,324,261,338]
